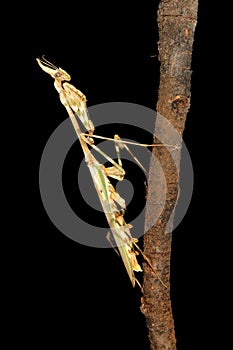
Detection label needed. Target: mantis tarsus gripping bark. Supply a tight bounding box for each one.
[37,56,172,288]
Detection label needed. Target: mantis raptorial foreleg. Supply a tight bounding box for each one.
[37,56,169,288]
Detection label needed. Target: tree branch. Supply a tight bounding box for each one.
[140,1,199,349]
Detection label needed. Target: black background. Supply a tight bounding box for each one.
[20,1,220,349]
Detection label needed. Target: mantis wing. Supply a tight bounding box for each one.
[87,160,142,287]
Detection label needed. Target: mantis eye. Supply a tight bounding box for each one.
[54,72,61,78]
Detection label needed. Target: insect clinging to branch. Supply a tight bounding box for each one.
[37,56,173,288]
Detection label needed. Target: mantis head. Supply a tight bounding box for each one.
[36,56,71,81]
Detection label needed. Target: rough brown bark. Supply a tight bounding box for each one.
[140,1,199,349]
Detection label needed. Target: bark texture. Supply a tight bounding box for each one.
[140,1,199,349]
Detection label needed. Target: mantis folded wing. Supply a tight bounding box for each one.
[37,57,167,288]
